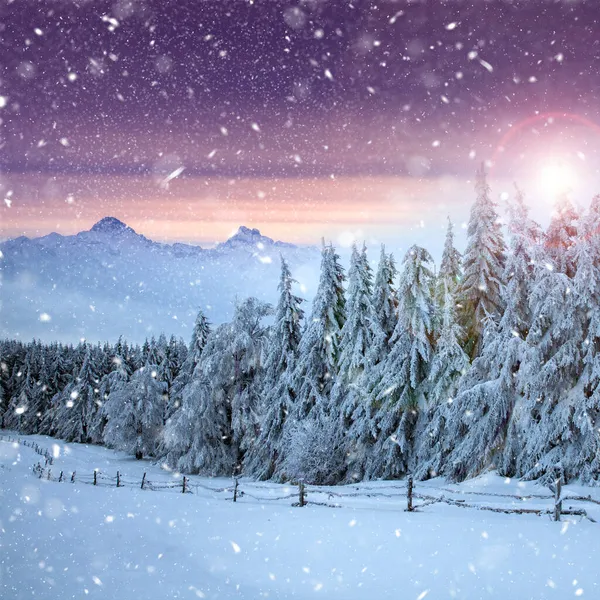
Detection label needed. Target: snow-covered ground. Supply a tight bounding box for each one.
[1,434,600,600]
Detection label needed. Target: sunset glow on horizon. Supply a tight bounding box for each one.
[1,172,480,251]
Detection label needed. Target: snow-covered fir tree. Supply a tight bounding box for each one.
[288,243,346,419]
[279,243,346,482]
[103,364,166,459]
[0,341,27,426]
[364,245,435,479]
[164,298,271,475]
[24,349,53,434]
[3,342,41,433]
[508,244,576,483]
[336,245,383,381]
[163,323,237,475]
[244,257,304,480]
[98,352,130,443]
[443,188,542,481]
[459,164,506,358]
[372,245,398,347]
[280,401,346,486]
[434,218,462,335]
[514,196,600,483]
[161,310,211,464]
[164,311,210,421]
[229,297,272,472]
[189,311,211,368]
[54,344,102,443]
[415,276,469,480]
[334,244,384,482]
[438,217,462,294]
[571,195,600,482]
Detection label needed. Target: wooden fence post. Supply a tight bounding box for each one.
[407,475,414,512]
[141,472,146,489]
[233,478,239,502]
[299,481,306,507]
[71,471,76,483]
[182,476,187,494]
[59,471,63,483]
[47,469,52,481]
[93,470,97,486]
[554,477,562,522]
[116,471,121,487]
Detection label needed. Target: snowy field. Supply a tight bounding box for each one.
[1,434,600,600]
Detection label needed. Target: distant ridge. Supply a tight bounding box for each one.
[0,218,319,343]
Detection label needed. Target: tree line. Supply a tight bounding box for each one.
[2,165,599,486]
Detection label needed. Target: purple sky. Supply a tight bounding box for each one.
[2,0,600,249]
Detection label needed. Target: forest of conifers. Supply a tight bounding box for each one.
[2,166,599,486]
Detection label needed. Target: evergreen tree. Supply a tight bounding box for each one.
[572,195,600,482]
[364,245,435,479]
[459,164,506,358]
[514,197,599,483]
[4,369,35,432]
[434,218,462,336]
[25,350,53,434]
[372,245,398,347]
[164,310,210,422]
[280,401,346,485]
[3,343,38,432]
[278,244,346,481]
[287,244,346,420]
[157,339,178,395]
[438,217,462,295]
[54,344,102,443]
[98,352,131,444]
[163,323,237,475]
[103,365,166,459]
[244,257,304,480]
[335,244,384,481]
[509,252,575,483]
[415,276,469,480]
[229,297,272,472]
[337,245,382,381]
[444,188,542,481]
[164,299,270,475]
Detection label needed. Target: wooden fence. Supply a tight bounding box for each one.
[4,435,598,523]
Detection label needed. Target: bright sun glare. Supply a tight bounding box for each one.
[539,162,576,195]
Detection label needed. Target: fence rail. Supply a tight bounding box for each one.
[3,435,598,524]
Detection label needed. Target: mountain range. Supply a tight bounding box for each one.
[0,218,320,343]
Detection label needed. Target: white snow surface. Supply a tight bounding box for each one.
[1,433,600,599]
[0,219,320,344]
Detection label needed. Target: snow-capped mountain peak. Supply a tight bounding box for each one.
[218,225,294,251]
[80,217,152,246]
[90,216,134,234]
